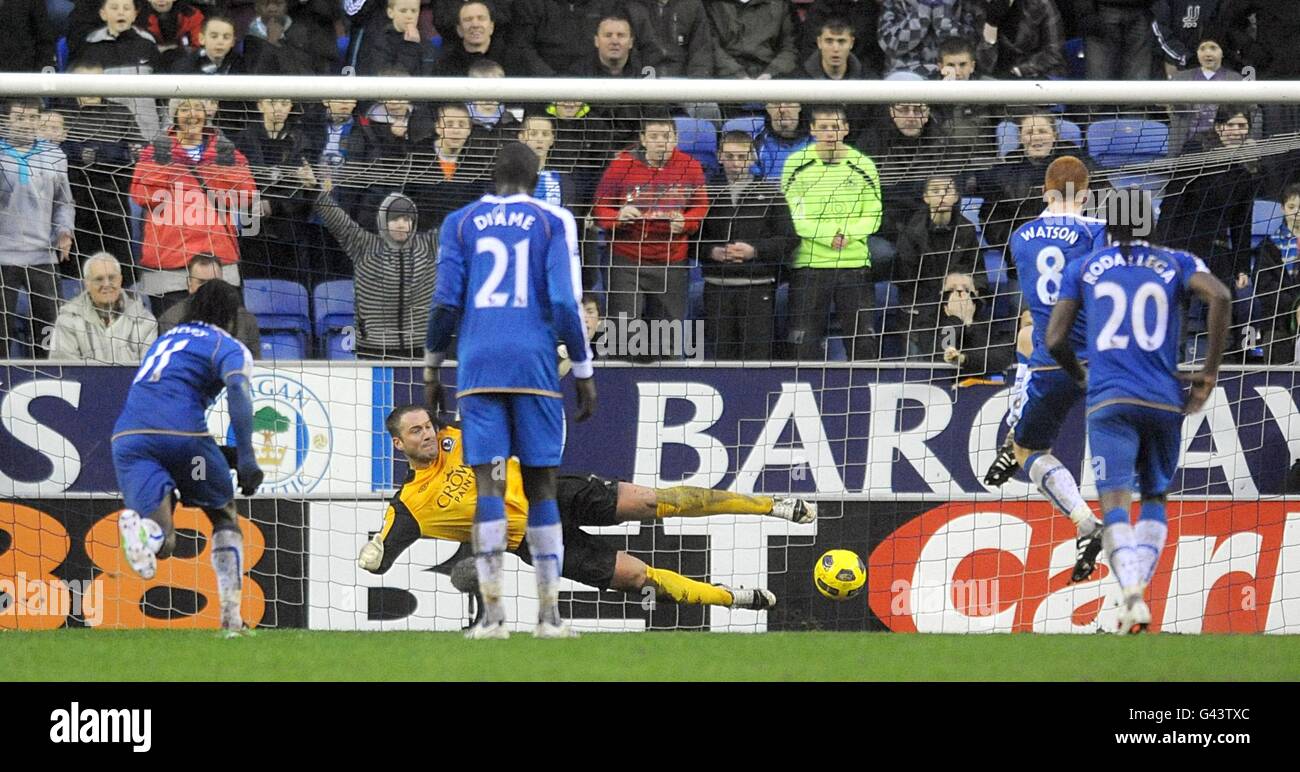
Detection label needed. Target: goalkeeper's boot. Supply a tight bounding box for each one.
[118,509,160,580]
[1072,522,1105,583]
[769,497,817,525]
[722,585,777,611]
[983,435,1020,487]
[1117,592,1152,635]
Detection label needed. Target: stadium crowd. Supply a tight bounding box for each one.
[0,0,1298,369]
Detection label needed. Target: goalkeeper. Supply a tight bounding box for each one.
[359,404,816,611]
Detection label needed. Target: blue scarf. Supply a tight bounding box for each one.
[0,139,42,184]
[1276,222,1298,269]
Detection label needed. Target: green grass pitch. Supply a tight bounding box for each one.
[3,630,1299,681]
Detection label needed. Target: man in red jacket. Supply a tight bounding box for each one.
[593,109,708,335]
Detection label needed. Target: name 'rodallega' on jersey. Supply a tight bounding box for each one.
[1011,210,1108,368]
[1058,241,1208,412]
[434,193,592,397]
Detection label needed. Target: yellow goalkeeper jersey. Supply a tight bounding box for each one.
[380,425,529,550]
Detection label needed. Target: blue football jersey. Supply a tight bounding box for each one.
[113,322,254,436]
[434,193,592,396]
[1059,242,1207,411]
[1010,211,1108,367]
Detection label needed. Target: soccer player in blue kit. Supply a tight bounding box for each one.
[424,143,597,640]
[112,281,264,636]
[1046,215,1229,634]
[991,156,1110,582]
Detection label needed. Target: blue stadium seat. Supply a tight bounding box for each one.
[59,278,82,300]
[1086,119,1168,168]
[313,279,356,359]
[721,116,764,137]
[56,37,68,72]
[1252,199,1283,248]
[996,119,1083,158]
[960,196,983,236]
[243,279,310,359]
[674,116,718,176]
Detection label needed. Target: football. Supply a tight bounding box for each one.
[814,549,866,600]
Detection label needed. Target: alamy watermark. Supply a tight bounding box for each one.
[1045,184,1156,238]
[0,572,104,626]
[148,184,263,237]
[592,314,704,361]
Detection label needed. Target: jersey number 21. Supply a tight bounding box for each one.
[474,236,531,309]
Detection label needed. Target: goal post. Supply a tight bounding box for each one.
[0,73,1298,634]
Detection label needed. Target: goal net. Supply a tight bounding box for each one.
[1,74,1297,634]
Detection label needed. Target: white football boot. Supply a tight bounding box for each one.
[118,509,161,580]
[1116,592,1152,635]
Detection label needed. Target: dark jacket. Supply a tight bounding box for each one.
[171,49,246,75]
[510,0,620,76]
[243,15,340,75]
[978,0,1067,79]
[1224,0,1300,79]
[627,0,714,78]
[1156,131,1261,284]
[355,24,432,76]
[894,204,986,307]
[233,121,313,241]
[0,0,57,72]
[1250,233,1300,363]
[706,0,799,79]
[855,115,960,241]
[697,175,795,283]
[798,50,875,80]
[798,0,884,77]
[568,50,648,78]
[428,38,515,76]
[1153,0,1230,69]
[55,99,142,261]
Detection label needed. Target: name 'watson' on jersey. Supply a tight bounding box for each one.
[1011,211,1108,367]
[435,195,587,396]
[1062,242,1206,411]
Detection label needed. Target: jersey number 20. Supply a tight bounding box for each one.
[474,236,530,309]
[1095,281,1169,352]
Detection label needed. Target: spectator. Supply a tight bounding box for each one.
[155,253,261,354]
[782,104,882,361]
[1156,106,1259,293]
[798,0,884,76]
[434,0,514,45]
[1223,2,1300,135]
[521,113,578,210]
[799,17,878,80]
[592,109,708,330]
[1074,0,1157,81]
[171,15,243,75]
[234,98,316,285]
[0,0,57,72]
[81,0,163,141]
[698,130,795,360]
[977,0,1067,79]
[356,0,434,76]
[894,173,984,359]
[302,98,360,171]
[243,0,339,75]
[626,0,714,78]
[129,98,256,316]
[137,0,204,73]
[510,0,616,76]
[1168,30,1258,157]
[706,0,798,79]
[854,98,957,245]
[1242,182,1300,364]
[50,252,157,363]
[967,110,1087,267]
[430,1,513,75]
[409,102,491,225]
[935,37,1000,162]
[431,102,478,181]
[754,101,811,180]
[300,163,437,360]
[878,0,979,76]
[932,271,1014,375]
[464,59,522,148]
[53,61,144,274]
[570,13,646,77]
[0,98,75,358]
[37,111,67,144]
[290,0,345,73]
[1153,0,1229,76]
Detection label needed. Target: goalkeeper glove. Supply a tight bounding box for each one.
[358,535,384,572]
